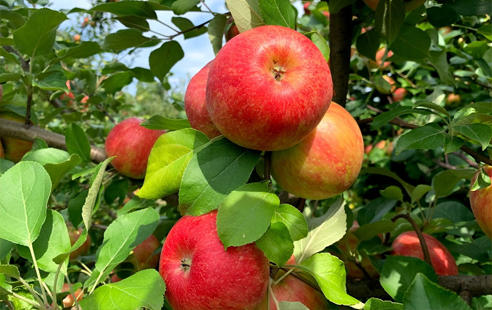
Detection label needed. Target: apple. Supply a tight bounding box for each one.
[363,0,425,12]
[105,117,165,179]
[270,102,364,200]
[184,61,221,139]
[60,283,84,308]
[73,34,81,42]
[224,17,240,42]
[369,48,394,69]
[159,210,269,310]
[0,112,34,162]
[206,25,333,151]
[445,93,461,107]
[68,226,92,261]
[111,273,122,283]
[392,87,407,102]
[303,2,311,15]
[131,234,161,270]
[469,165,492,239]
[391,231,459,276]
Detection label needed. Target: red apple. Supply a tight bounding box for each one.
[61,283,84,308]
[131,234,161,270]
[111,273,122,283]
[159,210,269,310]
[206,25,333,151]
[105,117,165,179]
[469,165,492,239]
[391,231,459,276]
[363,0,425,11]
[184,61,221,139]
[68,226,92,261]
[303,2,311,15]
[270,102,364,200]
[392,87,407,102]
[224,17,240,42]
[445,93,461,107]
[0,112,34,162]
[369,48,394,69]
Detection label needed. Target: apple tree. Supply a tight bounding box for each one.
[0,0,491,309]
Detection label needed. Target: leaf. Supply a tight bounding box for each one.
[360,167,415,196]
[414,100,451,118]
[0,265,20,279]
[298,253,362,307]
[0,239,13,261]
[454,123,492,151]
[403,273,471,310]
[82,157,113,230]
[149,41,184,82]
[356,29,380,61]
[115,16,150,32]
[255,222,293,266]
[370,106,413,131]
[389,26,430,61]
[428,50,456,86]
[427,4,460,28]
[272,204,308,241]
[293,197,346,263]
[117,196,153,217]
[90,2,158,18]
[226,0,265,33]
[429,201,475,222]
[380,256,438,302]
[375,0,405,42]
[79,269,165,310]
[444,0,491,16]
[140,115,191,131]
[431,169,476,199]
[217,182,279,248]
[208,14,228,55]
[13,8,67,57]
[84,208,159,290]
[171,0,200,15]
[103,29,151,51]
[66,123,91,162]
[17,210,70,273]
[353,220,396,242]
[258,0,296,29]
[58,41,102,60]
[478,24,492,41]
[357,197,397,226]
[0,161,51,246]
[53,228,90,264]
[102,71,134,94]
[329,0,357,14]
[172,17,208,39]
[179,138,261,216]
[364,298,403,310]
[305,31,330,62]
[380,186,403,202]
[68,190,88,227]
[138,129,209,199]
[34,71,67,91]
[410,184,433,204]
[395,124,446,155]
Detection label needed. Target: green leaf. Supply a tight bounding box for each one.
[305,31,330,62]
[380,256,438,302]
[390,26,430,61]
[445,0,491,16]
[103,29,151,51]
[13,8,67,57]
[429,201,475,222]
[375,0,405,42]
[431,169,476,199]
[272,204,308,241]
[454,124,492,151]
[380,186,403,202]
[427,5,460,28]
[357,197,397,226]
[217,182,279,248]
[17,210,70,273]
[140,115,191,131]
[0,73,22,83]
[364,298,403,310]
[117,196,153,217]
[258,0,296,29]
[68,190,88,227]
[138,129,209,199]
[91,2,157,18]
[428,50,456,86]
[171,17,207,39]
[0,239,14,261]
[66,123,91,162]
[255,222,293,266]
[478,24,492,41]
[410,184,433,204]
[414,100,451,118]
[360,167,415,196]
[353,220,396,242]
[298,253,362,307]
[34,70,67,91]
[115,16,150,32]
[226,0,265,33]
[329,0,357,14]
[58,41,102,60]
[102,71,134,94]
[356,29,380,61]
[208,14,228,55]
[82,157,113,230]
[0,161,51,246]
[293,197,346,263]
[171,0,200,15]
[149,41,184,82]
[395,124,446,155]
[403,273,471,310]
[370,106,413,131]
[179,138,261,216]
[80,269,165,310]
[84,207,159,290]
[53,228,89,264]
[0,265,20,279]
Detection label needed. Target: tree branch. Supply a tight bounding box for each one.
[0,118,106,163]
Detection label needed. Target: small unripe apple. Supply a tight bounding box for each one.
[105,117,165,179]
[391,231,458,276]
[271,102,364,200]
[68,226,92,261]
[469,165,492,239]
[131,234,161,271]
[224,17,240,42]
[159,210,269,310]
[0,112,34,162]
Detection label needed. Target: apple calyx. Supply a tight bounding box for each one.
[271,63,286,81]
[180,257,191,272]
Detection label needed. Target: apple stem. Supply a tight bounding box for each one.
[352,256,376,283]
[263,151,272,181]
[392,213,433,267]
[297,198,306,213]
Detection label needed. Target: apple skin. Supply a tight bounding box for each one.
[392,87,407,102]
[131,234,161,270]
[391,231,459,276]
[363,0,425,12]
[159,210,269,310]
[469,165,492,239]
[270,102,364,200]
[207,25,333,151]
[61,283,84,308]
[68,227,92,261]
[0,112,34,162]
[184,61,222,139]
[105,117,165,179]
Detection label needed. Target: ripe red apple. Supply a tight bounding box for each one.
[224,17,240,42]
[131,234,161,270]
[159,210,269,310]
[61,283,84,308]
[303,2,311,15]
[184,61,221,139]
[270,102,364,200]
[207,25,333,151]
[0,112,34,162]
[392,87,407,102]
[68,226,92,261]
[105,117,165,179]
[363,0,425,11]
[469,165,492,239]
[391,231,458,276]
